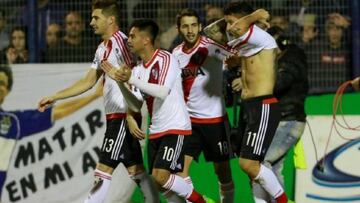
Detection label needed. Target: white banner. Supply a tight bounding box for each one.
[1,64,136,203]
[296,116,360,202]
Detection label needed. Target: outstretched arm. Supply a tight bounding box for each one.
[52,81,103,121]
[38,68,102,112]
[229,9,270,37]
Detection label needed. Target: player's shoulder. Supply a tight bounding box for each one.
[172,42,185,55]
[109,31,128,45]
[157,49,174,59]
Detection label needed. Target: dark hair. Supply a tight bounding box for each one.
[10,26,28,50]
[176,8,200,27]
[223,1,254,17]
[0,63,13,91]
[92,0,120,25]
[267,26,290,51]
[130,19,159,44]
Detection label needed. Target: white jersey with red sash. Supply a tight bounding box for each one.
[173,36,234,124]
[91,30,134,116]
[132,49,191,139]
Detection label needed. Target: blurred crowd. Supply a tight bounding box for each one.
[0,0,352,93]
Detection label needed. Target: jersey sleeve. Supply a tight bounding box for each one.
[229,25,277,56]
[91,46,102,70]
[13,107,53,139]
[247,25,277,49]
[207,40,234,61]
[129,66,144,102]
[159,54,181,90]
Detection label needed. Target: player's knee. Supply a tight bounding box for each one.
[127,164,145,176]
[214,161,232,183]
[239,159,260,179]
[96,163,114,174]
[152,168,171,186]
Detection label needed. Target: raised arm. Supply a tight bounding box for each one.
[229,9,270,37]
[38,68,102,112]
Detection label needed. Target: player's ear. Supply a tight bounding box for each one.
[108,16,116,24]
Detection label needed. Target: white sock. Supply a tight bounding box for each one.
[84,169,112,203]
[163,190,186,203]
[252,181,270,203]
[254,164,284,199]
[183,176,194,203]
[219,181,234,203]
[162,174,193,199]
[131,172,159,203]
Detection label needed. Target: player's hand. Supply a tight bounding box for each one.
[101,61,131,82]
[38,96,56,112]
[118,65,132,82]
[127,116,145,140]
[351,77,360,91]
[253,9,270,29]
[225,54,241,69]
[101,61,120,81]
[232,77,243,92]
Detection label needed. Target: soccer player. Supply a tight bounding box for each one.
[172,8,235,203]
[222,2,288,203]
[101,19,207,203]
[37,1,158,203]
[0,63,102,200]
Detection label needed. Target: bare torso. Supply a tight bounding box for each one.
[240,49,276,99]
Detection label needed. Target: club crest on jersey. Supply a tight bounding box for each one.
[93,58,100,65]
[151,68,159,80]
[215,48,227,57]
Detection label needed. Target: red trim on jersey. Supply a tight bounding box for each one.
[106,113,127,120]
[149,129,192,139]
[234,24,254,49]
[182,46,209,102]
[102,40,113,60]
[114,32,132,66]
[114,32,131,66]
[262,97,278,104]
[144,49,160,68]
[94,172,112,180]
[190,116,227,124]
[172,42,185,53]
[158,51,170,85]
[182,36,202,54]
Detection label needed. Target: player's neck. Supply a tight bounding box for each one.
[140,46,157,64]
[102,26,119,41]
